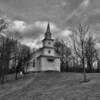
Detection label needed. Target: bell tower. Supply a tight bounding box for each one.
[42,23,54,48]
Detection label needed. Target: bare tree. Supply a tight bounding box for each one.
[85,33,97,72]
[94,42,100,72]
[0,18,8,83]
[12,42,32,80]
[54,39,71,72]
[0,37,15,83]
[97,52,100,72]
[72,23,89,82]
[12,40,19,80]
[21,45,32,73]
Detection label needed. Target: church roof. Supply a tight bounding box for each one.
[37,55,60,59]
[42,38,54,42]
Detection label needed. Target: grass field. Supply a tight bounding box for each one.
[0,72,100,100]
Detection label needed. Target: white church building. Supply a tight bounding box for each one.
[27,23,61,72]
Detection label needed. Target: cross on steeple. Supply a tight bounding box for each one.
[45,22,52,39]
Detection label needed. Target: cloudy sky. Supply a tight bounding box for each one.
[0,0,100,48]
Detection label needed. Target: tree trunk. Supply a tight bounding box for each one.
[15,66,18,80]
[1,65,5,84]
[14,54,18,80]
[82,58,87,82]
[15,72,17,80]
[1,75,4,84]
[87,58,93,72]
[97,61,100,72]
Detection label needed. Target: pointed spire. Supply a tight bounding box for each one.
[46,22,50,33]
[44,22,52,39]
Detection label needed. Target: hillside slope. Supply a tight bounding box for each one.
[0,72,100,100]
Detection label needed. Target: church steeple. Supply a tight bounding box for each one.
[45,22,52,39]
[42,22,54,48]
[46,22,50,33]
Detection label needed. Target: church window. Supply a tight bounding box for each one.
[48,42,51,45]
[48,50,51,53]
[33,60,35,67]
[47,57,54,62]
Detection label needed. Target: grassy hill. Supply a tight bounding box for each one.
[0,72,100,100]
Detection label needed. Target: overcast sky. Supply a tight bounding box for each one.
[0,0,100,48]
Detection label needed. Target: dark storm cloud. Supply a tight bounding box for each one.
[1,0,100,47]
[7,20,45,40]
[0,0,100,27]
[0,0,82,27]
[7,20,62,45]
[8,26,44,40]
[65,0,100,27]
